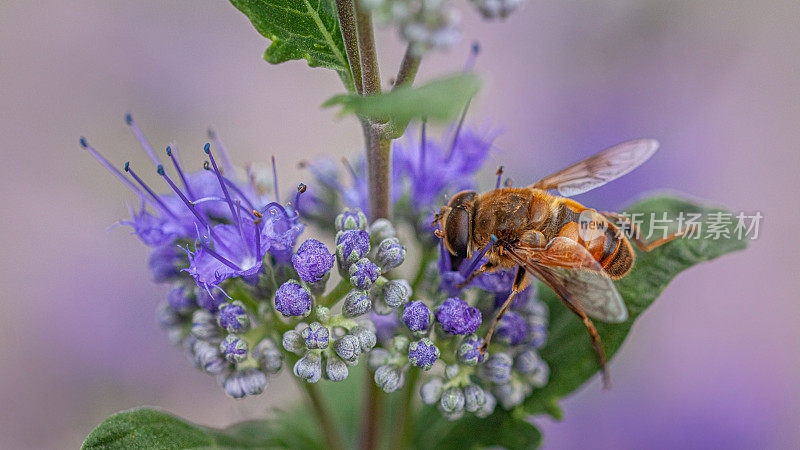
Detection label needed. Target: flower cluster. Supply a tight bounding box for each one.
[82,112,550,417]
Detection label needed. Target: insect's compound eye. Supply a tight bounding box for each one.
[448,190,477,209]
[444,206,471,259]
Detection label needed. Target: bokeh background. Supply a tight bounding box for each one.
[1,1,798,448]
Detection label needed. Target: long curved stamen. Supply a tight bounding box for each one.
[80,137,149,203]
[124,162,178,219]
[271,155,280,203]
[125,113,161,167]
[207,128,234,175]
[204,143,242,232]
[259,202,289,219]
[464,41,480,71]
[252,210,263,254]
[341,157,359,182]
[157,164,228,250]
[294,183,306,209]
[166,146,195,199]
[460,235,496,278]
[192,197,252,215]
[220,175,256,212]
[495,166,504,190]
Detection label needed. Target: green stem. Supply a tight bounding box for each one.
[392,368,420,450]
[411,244,437,292]
[392,44,421,90]
[299,381,347,450]
[353,2,380,97]
[360,373,382,450]
[334,0,362,95]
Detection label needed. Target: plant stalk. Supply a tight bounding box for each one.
[360,373,383,450]
[334,0,363,95]
[392,367,420,450]
[393,45,421,90]
[300,378,347,450]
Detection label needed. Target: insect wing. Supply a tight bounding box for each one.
[531,139,659,197]
[505,237,628,323]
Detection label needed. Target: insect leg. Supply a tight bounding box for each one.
[559,298,611,389]
[601,211,694,252]
[481,266,528,354]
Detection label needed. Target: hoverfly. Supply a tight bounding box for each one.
[434,139,688,386]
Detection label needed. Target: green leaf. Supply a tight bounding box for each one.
[415,407,542,450]
[82,407,270,449]
[522,195,748,417]
[322,73,481,124]
[230,0,352,87]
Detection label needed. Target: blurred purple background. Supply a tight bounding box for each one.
[1,1,798,448]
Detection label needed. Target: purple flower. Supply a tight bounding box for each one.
[337,229,370,264]
[495,312,528,346]
[217,301,250,333]
[196,290,226,313]
[457,335,486,365]
[408,338,440,370]
[349,260,380,289]
[435,297,482,335]
[167,285,195,312]
[148,246,184,283]
[261,203,305,264]
[479,353,513,385]
[393,124,495,212]
[292,239,335,283]
[370,311,400,343]
[403,301,431,332]
[274,280,312,317]
[438,241,514,296]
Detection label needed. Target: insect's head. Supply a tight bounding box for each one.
[435,190,476,259]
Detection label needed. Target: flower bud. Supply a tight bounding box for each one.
[408,338,440,370]
[435,297,482,335]
[192,339,226,375]
[375,238,406,271]
[351,326,377,352]
[516,349,549,387]
[420,378,444,405]
[439,387,465,414]
[217,301,251,334]
[527,315,548,349]
[156,302,181,328]
[221,334,249,363]
[470,0,525,19]
[293,352,322,383]
[402,300,431,332]
[349,259,380,289]
[383,279,411,309]
[292,239,335,283]
[221,369,268,399]
[495,311,527,346]
[343,289,372,318]
[475,392,497,418]
[457,335,486,366]
[191,309,220,340]
[325,358,349,382]
[334,335,361,363]
[493,378,531,409]
[336,229,370,269]
[301,322,330,350]
[463,384,487,413]
[336,208,368,231]
[315,305,331,323]
[375,365,405,393]
[274,280,312,317]
[392,335,410,353]
[252,338,283,374]
[282,329,304,354]
[444,364,460,380]
[369,218,396,245]
[167,285,195,313]
[479,353,513,385]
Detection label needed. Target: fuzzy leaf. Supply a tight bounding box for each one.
[522,195,748,416]
[82,408,270,449]
[230,0,351,86]
[322,73,481,123]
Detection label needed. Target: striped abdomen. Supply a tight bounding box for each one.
[539,197,635,279]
